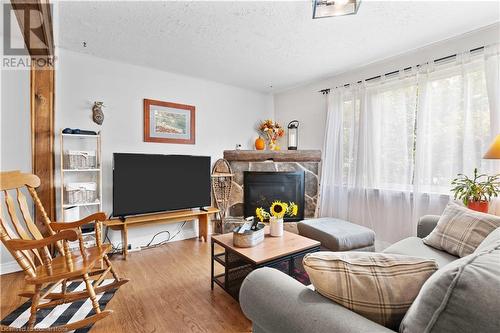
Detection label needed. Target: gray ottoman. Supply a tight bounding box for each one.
[297,217,375,251]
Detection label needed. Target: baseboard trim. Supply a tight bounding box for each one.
[0,260,21,275]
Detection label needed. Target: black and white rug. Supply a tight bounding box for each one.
[1,279,117,333]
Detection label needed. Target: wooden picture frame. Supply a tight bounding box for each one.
[144,99,196,144]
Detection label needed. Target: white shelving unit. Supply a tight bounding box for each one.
[59,131,103,247]
[62,202,101,208]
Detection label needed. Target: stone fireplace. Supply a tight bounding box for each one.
[223,150,321,227]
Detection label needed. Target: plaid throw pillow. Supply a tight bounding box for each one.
[423,203,500,257]
[303,252,437,330]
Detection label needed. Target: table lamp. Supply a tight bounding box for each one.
[483,134,500,215]
[484,134,500,159]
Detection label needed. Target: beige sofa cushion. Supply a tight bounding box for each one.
[303,252,438,330]
[423,203,500,257]
[383,237,457,268]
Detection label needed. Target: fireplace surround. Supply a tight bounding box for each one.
[223,150,321,224]
[244,171,305,222]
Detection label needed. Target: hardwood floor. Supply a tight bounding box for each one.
[0,238,252,332]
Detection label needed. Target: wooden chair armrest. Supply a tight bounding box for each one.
[5,230,79,251]
[51,212,107,231]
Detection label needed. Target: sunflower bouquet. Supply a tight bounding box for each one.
[258,119,285,150]
[255,200,299,222]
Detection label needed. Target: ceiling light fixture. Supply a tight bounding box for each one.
[313,0,361,19]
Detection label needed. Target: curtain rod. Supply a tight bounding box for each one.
[318,46,485,94]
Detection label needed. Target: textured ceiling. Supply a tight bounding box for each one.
[57,1,500,92]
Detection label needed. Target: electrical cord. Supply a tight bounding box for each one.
[144,230,171,248]
[104,220,188,255]
[103,227,124,255]
[141,221,187,249]
[170,221,187,241]
[103,214,126,255]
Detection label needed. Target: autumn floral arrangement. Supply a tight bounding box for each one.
[258,119,285,151]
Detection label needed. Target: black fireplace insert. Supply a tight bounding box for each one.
[243,171,305,222]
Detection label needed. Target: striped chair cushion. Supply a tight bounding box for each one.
[423,202,500,257]
[303,252,438,330]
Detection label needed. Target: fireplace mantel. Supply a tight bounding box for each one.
[223,150,321,162]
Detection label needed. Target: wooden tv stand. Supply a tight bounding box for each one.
[104,207,219,259]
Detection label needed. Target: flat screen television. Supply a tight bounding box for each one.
[112,153,211,217]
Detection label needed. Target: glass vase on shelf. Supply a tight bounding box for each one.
[268,137,282,151]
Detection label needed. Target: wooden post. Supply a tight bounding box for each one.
[31,62,55,231]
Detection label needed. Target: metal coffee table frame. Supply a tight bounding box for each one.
[211,238,320,300]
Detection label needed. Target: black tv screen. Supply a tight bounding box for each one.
[112,153,211,217]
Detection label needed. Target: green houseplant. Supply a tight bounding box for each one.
[451,168,500,213]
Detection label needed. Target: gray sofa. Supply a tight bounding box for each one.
[239,215,499,333]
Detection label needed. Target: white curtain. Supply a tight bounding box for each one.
[320,45,500,245]
[484,44,500,135]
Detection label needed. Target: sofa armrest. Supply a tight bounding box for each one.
[417,215,440,238]
[239,267,394,333]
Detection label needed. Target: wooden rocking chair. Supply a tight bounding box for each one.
[0,171,129,331]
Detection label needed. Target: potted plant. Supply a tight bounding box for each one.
[255,201,298,237]
[451,168,500,213]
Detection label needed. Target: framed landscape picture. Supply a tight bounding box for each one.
[144,99,195,144]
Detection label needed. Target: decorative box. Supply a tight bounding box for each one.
[233,223,265,248]
[65,182,97,204]
[64,150,97,169]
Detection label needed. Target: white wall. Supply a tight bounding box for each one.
[0,22,31,274]
[1,0,32,273]
[274,23,500,150]
[0,70,31,174]
[0,67,31,273]
[55,49,274,250]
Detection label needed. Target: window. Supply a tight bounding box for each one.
[339,56,492,194]
[321,47,499,243]
[417,62,491,193]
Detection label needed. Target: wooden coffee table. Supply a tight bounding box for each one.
[211,228,320,299]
